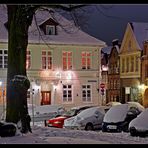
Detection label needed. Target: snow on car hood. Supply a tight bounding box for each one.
[129,108,148,131]
[64,116,76,126]
[103,104,128,123]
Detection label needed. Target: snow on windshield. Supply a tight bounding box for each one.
[77,107,104,118]
[103,104,128,123]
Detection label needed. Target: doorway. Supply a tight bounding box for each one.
[41,91,51,105]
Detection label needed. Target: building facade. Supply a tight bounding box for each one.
[0,8,106,110]
[119,22,148,104]
[107,39,121,103]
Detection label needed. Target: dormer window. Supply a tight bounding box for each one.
[46,25,55,35]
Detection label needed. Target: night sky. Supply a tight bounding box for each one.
[80,4,148,46]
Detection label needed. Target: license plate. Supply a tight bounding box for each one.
[107,125,117,129]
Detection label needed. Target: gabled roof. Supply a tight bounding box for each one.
[129,22,148,50]
[0,7,106,47]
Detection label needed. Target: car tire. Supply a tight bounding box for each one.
[102,126,107,132]
[129,127,137,137]
[85,123,94,131]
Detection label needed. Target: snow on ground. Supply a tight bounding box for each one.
[0,124,148,144]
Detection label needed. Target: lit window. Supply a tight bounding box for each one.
[0,49,8,68]
[42,51,52,69]
[81,52,91,69]
[82,84,91,102]
[26,50,31,69]
[62,51,72,70]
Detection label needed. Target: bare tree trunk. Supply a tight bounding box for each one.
[6,5,34,133]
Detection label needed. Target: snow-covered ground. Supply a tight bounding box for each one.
[0,124,148,144]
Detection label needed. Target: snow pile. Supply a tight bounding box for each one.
[1,125,148,144]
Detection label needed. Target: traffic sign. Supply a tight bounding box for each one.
[100,83,105,88]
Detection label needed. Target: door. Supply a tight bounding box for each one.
[41,91,51,105]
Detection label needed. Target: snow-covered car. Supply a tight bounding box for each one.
[102,101,121,112]
[106,101,121,107]
[129,108,148,137]
[0,121,17,137]
[47,105,93,128]
[102,103,144,132]
[28,105,65,122]
[63,106,105,131]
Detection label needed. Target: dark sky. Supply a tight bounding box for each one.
[80,4,148,46]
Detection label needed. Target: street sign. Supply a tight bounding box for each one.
[100,83,105,88]
[100,88,105,95]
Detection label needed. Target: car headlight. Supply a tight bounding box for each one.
[54,121,62,124]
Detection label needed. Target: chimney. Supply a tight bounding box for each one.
[112,39,119,47]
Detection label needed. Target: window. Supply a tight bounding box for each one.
[145,64,148,78]
[122,58,125,73]
[128,40,131,50]
[135,56,139,72]
[82,85,91,102]
[26,50,31,69]
[130,56,134,72]
[126,57,129,72]
[46,25,55,35]
[81,52,91,69]
[0,49,8,68]
[62,51,72,70]
[42,51,52,69]
[63,85,72,102]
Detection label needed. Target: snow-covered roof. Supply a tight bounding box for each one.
[101,46,112,54]
[130,22,148,50]
[0,7,106,47]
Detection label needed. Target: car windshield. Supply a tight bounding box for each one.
[103,104,128,123]
[62,109,76,117]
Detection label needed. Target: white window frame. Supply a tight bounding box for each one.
[82,84,92,102]
[41,50,52,70]
[62,84,73,102]
[62,51,72,70]
[0,49,8,69]
[46,25,55,35]
[81,51,91,70]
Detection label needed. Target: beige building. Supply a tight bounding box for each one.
[0,8,106,110]
[119,22,148,104]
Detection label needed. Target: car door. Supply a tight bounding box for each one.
[94,109,104,128]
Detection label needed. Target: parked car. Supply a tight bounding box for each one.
[129,108,148,137]
[28,105,65,122]
[47,105,93,128]
[0,121,17,137]
[63,106,105,131]
[102,103,144,133]
[106,101,121,107]
[103,101,121,112]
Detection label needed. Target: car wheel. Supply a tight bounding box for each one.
[102,125,107,132]
[130,127,137,137]
[85,123,94,131]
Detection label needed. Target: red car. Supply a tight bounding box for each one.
[47,105,92,128]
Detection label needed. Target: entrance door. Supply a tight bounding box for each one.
[41,91,51,105]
